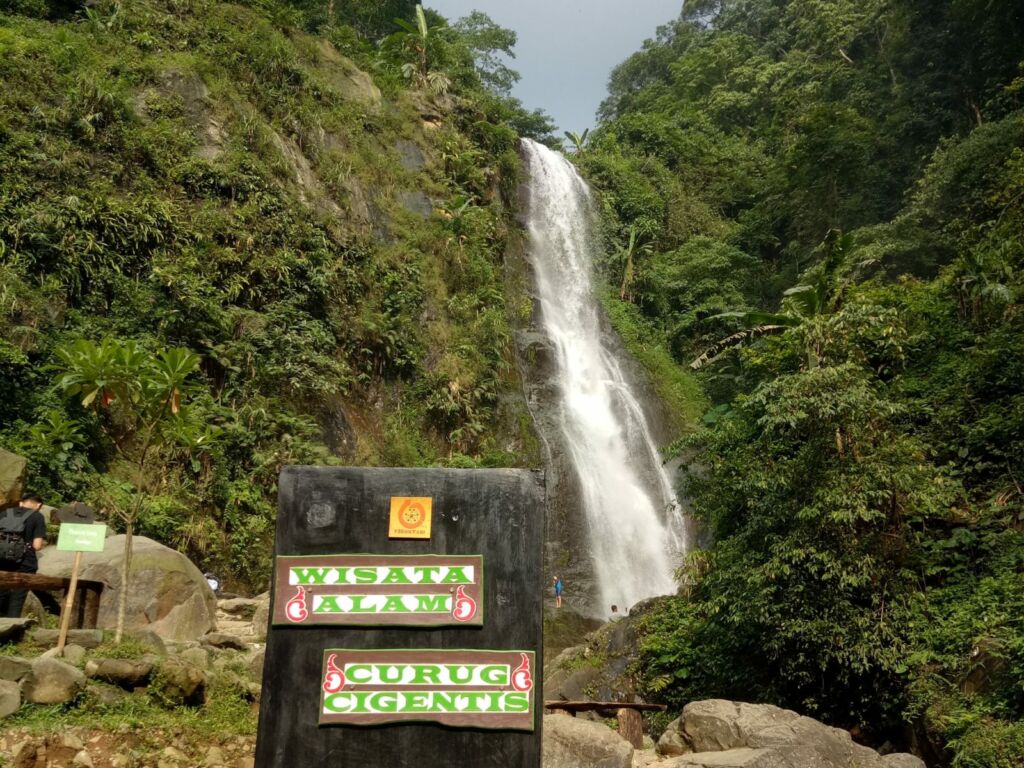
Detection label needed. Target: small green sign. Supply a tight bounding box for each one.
[57,523,107,552]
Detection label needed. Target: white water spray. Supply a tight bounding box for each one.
[520,138,687,614]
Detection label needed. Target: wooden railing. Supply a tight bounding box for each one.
[0,571,104,629]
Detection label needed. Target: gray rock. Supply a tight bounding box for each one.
[62,732,85,750]
[212,651,246,672]
[880,756,925,768]
[248,648,265,681]
[542,713,634,768]
[129,628,167,654]
[396,190,434,219]
[85,658,154,689]
[545,616,640,704]
[663,748,786,768]
[32,628,103,648]
[178,646,211,670]
[634,749,664,768]
[217,598,259,618]
[63,644,87,666]
[203,632,249,651]
[673,700,905,768]
[0,617,34,643]
[657,716,691,756]
[85,682,127,707]
[38,535,216,641]
[314,40,382,106]
[154,657,206,706]
[73,750,94,767]
[20,591,46,624]
[684,700,860,764]
[0,678,21,717]
[0,447,27,506]
[251,599,269,642]
[0,656,32,682]
[162,746,188,762]
[22,656,86,704]
[395,139,427,171]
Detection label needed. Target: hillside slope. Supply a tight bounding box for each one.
[0,0,543,590]
[576,1,1024,765]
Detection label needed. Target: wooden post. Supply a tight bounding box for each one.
[56,551,83,654]
[617,707,644,749]
[83,585,101,629]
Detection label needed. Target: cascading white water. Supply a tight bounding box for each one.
[520,138,687,614]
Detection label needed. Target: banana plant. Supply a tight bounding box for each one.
[394,4,437,81]
[618,225,651,303]
[691,230,849,370]
[564,129,590,154]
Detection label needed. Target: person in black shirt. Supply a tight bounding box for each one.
[0,493,47,618]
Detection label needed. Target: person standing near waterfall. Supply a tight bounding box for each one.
[552,575,564,608]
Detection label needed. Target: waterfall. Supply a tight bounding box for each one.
[520,138,687,615]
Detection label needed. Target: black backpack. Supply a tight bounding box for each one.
[0,507,32,562]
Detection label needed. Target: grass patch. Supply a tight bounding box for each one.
[7,680,256,738]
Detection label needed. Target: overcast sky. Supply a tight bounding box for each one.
[427,0,683,134]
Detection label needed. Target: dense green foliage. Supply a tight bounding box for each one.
[0,0,548,591]
[578,0,1024,764]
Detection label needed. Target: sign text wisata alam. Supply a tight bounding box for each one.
[319,649,536,730]
[272,555,482,627]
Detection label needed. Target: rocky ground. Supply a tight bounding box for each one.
[0,593,932,767]
[544,701,926,768]
[542,604,929,768]
[0,729,256,768]
[0,593,267,768]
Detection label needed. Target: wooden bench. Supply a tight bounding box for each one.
[0,571,104,629]
[545,700,668,748]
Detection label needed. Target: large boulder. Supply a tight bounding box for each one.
[38,535,216,641]
[0,657,32,682]
[0,448,26,507]
[0,679,20,718]
[657,716,691,756]
[251,594,269,642]
[313,40,382,106]
[22,657,86,704]
[545,611,643,703]
[85,658,154,689]
[659,701,924,768]
[542,714,634,768]
[152,657,206,706]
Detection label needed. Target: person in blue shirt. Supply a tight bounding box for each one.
[552,575,564,608]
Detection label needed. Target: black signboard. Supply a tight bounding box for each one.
[254,467,545,768]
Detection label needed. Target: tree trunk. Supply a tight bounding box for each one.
[114,521,133,644]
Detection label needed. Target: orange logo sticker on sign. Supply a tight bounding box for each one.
[388,497,433,539]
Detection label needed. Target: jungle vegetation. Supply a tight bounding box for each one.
[575,0,1024,765]
[0,0,553,590]
[2,0,1023,763]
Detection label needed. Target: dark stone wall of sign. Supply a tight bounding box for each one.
[255,467,546,768]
